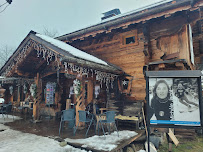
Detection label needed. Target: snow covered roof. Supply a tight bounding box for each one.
[0,31,122,76]
[35,34,108,66]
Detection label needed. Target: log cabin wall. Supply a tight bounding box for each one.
[192,8,203,68]
[69,26,146,100]
[148,11,199,69]
[64,10,202,101]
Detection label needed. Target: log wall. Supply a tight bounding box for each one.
[192,8,203,66]
[67,11,201,101]
[70,28,146,100]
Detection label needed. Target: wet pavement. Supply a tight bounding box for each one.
[5,113,99,140]
[4,112,134,140]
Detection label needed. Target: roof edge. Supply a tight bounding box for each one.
[56,0,196,41]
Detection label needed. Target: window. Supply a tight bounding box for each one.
[121,30,138,47]
[125,36,135,44]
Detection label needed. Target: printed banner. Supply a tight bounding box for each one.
[148,77,201,126]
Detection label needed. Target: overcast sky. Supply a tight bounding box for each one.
[0,0,163,50]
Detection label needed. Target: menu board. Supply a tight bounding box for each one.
[46,82,55,104]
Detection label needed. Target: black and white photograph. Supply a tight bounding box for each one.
[148,77,201,126]
[172,78,200,125]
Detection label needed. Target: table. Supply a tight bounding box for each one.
[18,105,30,114]
[99,108,108,114]
[99,107,117,114]
[95,114,106,132]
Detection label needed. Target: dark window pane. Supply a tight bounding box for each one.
[126,36,135,44]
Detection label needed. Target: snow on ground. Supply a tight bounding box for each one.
[0,115,146,152]
[65,130,138,151]
[0,115,88,152]
[0,114,22,123]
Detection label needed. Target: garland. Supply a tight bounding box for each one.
[30,83,37,99]
[2,39,61,77]
[64,62,118,91]
[73,79,82,97]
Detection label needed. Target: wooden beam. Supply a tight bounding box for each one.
[143,23,151,65]
[14,68,30,77]
[33,73,41,120]
[75,75,86,127]
[17,85,20,103]
[87,80,93,104]
[158,63,165,69]
[110,130,145,152]
[168,128,179,146]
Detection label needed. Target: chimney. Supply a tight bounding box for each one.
[101,8,121,20]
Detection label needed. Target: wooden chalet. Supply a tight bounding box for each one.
[0,31,123,124]
[57,0,203,101]
[0,0,203,126]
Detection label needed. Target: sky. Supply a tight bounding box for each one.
[0,0,163,50]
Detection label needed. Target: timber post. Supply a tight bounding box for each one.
[33,73,42,120]
[75,74,86,127]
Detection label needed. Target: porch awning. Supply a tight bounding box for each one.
[0,31,123,77]
[34,33,122,74]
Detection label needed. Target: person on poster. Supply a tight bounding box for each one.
[150,80,173,120]
[175,81,198,111]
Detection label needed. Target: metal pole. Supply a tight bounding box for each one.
[146,76,150,152]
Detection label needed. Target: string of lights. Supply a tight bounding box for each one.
[0,0,12,14]
[0,2,7,7]
[0,4,9,13]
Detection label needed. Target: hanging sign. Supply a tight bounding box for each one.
[46,82,56,105]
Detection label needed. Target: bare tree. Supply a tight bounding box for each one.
[43,27,59,38]
[0,45,14,68]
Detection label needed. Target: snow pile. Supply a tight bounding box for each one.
[138,150,146,152]
[0,114,22,123]
[64,145,90,152]
[65,130,138,151]
[0,123,88,152]
[0,116,141,152]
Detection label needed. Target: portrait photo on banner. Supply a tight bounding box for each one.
[148,77,201,126]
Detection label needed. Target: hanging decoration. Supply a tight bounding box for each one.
[30,83,37,99]
[69,86,74,98]
[64,62,118,91]
[23,84,27,94]
[64,62,89,77]
[9,86,13,95]
[95,85,100,98]
[73,79,82,97]
[118,76,133,95]
[2,39,62,77]
[122,79,129,90]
